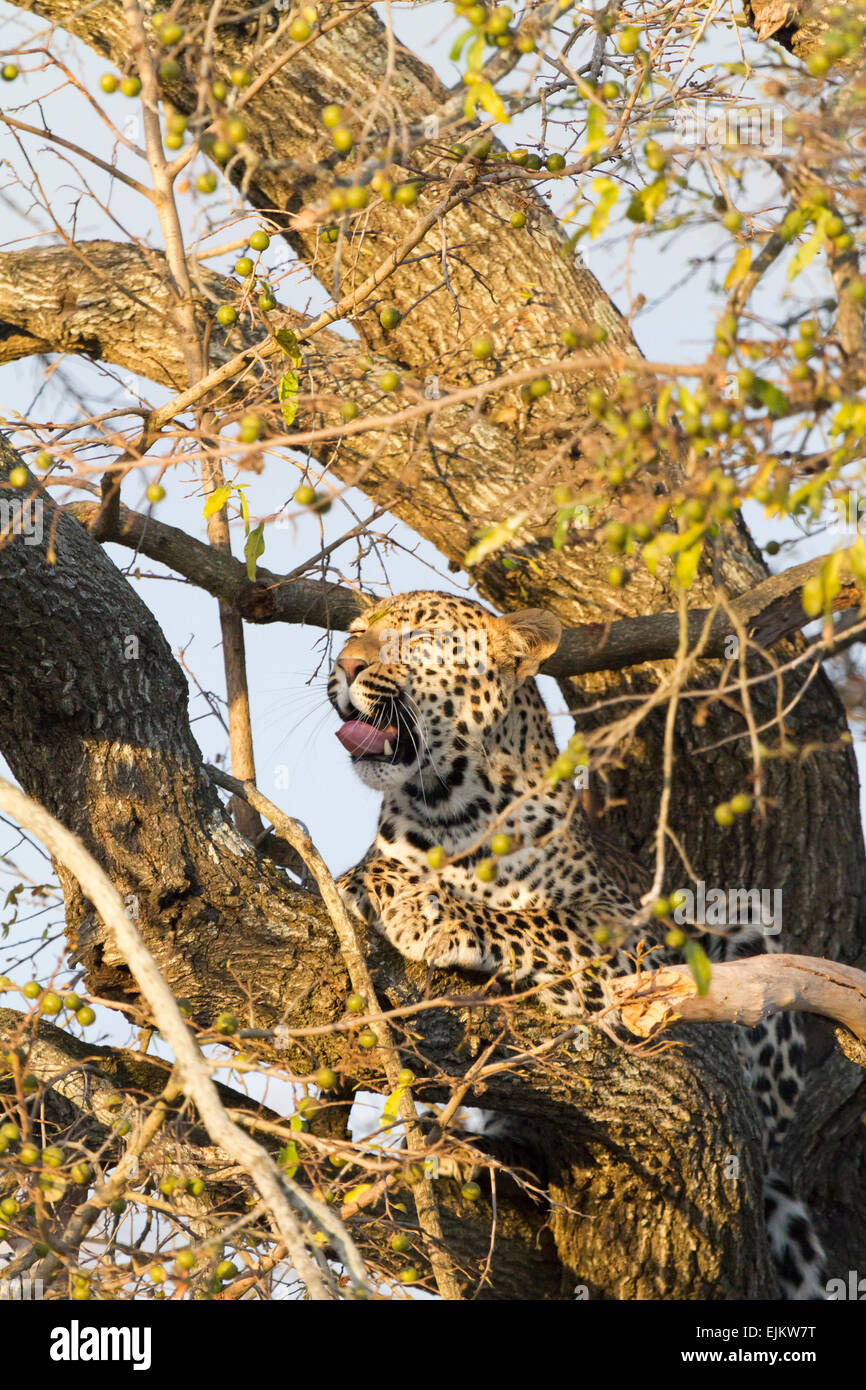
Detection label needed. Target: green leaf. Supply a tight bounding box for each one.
[675,540,701,589]
[684,940,712,997]
[449,26,475,61]
[279,369,299,428]
[464,512,526,567]
[750,377,789,418]
[202,484,231,519]
[244,522,265,581]
[584,103,606,154]
[589,176,618,238]
[274,328,302,365]
[278,1141,299,1179]
[787,209,831,281]
[466,33,484,72]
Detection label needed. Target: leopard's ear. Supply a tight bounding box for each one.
[498,608,562,681]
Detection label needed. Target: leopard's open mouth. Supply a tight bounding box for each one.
[335,699,418,765]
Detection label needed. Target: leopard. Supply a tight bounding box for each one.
[327,589,825,1299]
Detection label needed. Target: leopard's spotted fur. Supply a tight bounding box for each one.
[328,590,824,1298]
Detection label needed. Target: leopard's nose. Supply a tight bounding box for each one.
[337,656,367,685]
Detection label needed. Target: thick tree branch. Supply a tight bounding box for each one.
[611,953,866,1045]
[64,498,865,676]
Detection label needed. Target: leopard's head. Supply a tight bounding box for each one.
[327,591,561,791]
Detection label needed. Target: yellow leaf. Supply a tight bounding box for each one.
[723,245,751,290]
[202,484,231,519]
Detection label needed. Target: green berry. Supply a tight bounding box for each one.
[476,858,497,882]
[714,802,735,827]
[340,400,359,421]
[346,992,366,1013]
[19,1143,40,1164]
[529,376,550,398]
[601,81,620,100]
[490,833,510,855]
[394,183,419,207]
[510,211,526,228]
[212,80,228,101]
[120,75,142,97]
[390,1233,410,1253]
[322,104,342,129]
[294,484,316,505]
[71,1162,91,1183]
[289,17,312,41]
[8,467,27,488]
[160,22,183,44]
[216,1013,238,1035]
[379,370,400,392]
[545,153,566,172]
[100,73,118,93]
[249,229,270,251]
[346,185,369,210]
[398,1266,417,1284]
[618,25,639,54]
[230,67,252,87]
[461,1181,481,1201]
[730,793,752,815]
[652,898,671,918]
[164,132,183,151]
[332,125,353,152]
[1,63,18,81]
[0,1123,19,1141]
[238,413,262,443]
[427,846,444,868]
[215,1259,237,1280]
[379,305,401,331]
[42,1146,64,1168]
[216,305,237,326]
[158,59,181,82]
[235,256,254,278]
[259,291,277,312]
[722,209,743,232]
[358,1029,377,1049]
[0,1197,19,1218]
[110,1198,127,1216]
[227,117,246,144]
[316,1067,337,1090]
[666,928,687,949]
[607,565,624,587]
[41,992,62,1016]
[175,1248,196,1271]
[146,483,165,503]
[196,172,218,194]
[471,334,493,359]
[22,980,41,999]
[593,925,611,944]
[397,1068,415,1086]
[605,520,627,551]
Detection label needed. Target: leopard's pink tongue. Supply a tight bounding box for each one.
[336,720,397,757]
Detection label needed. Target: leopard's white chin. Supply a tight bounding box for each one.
[351,756,420,791]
